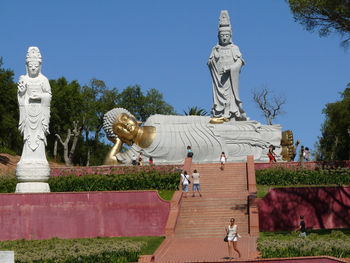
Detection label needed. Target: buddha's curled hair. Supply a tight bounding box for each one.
[103,108,134,140]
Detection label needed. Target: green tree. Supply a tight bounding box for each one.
[117,85,146,121]
[287,0,350,47]
[49,78,118,166]
[117,85,175,122]
[317,83,350,160]
[0,58,22,153]
[183,106,208,116]
[81,78,119,166]
[49,77,84,165]
[143,88,176,118]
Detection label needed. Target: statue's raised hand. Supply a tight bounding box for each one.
[18,79,26,93]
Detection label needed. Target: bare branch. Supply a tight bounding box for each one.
[55,134,64,146]
[252,86,287,125]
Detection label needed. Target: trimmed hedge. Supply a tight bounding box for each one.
[48,171,179,192]
[0,171,179,193]
[0,237,143,263]
[258,230,350,258]
[256,167,350,186]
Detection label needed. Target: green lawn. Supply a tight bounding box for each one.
[117,236,165,255]
[158,190,175,200]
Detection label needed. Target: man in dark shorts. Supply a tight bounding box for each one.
[299,216,306,237]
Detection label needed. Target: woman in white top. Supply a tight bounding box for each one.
[220,152,227,170]
[180,170,190,198]
[225,218,241,259]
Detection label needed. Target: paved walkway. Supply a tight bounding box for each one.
[153,162,257,262]
[154,237,257,262]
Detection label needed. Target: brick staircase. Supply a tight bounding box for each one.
[175,162,249,238]
[152,161,258,262]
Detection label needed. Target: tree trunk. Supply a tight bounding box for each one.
[94,130,100,143]
[68,121,82,165]
[94,123,102,143]
[56,129,72,166]
[53,138,58,161]
[86,149,90,166]
[84,128,89,142]
[267,116,273,125]
[331,136,339,161]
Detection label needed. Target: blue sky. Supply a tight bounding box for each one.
[2,0,350,153]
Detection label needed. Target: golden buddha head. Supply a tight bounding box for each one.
[103,108,138,144]
[103,107,155,148]
[112,113,140,145]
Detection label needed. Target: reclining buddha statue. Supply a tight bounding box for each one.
[103,108,282,165]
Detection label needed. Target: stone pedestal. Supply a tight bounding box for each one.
[15,163,50,193]
[15,182,50,193]
[0,251,14,263]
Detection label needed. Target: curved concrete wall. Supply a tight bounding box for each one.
[0,191,170,241]
[258,187,350,231]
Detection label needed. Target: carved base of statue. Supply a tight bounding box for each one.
[16,182,50,193]
[16,162,50,193]
[16,162,50,182]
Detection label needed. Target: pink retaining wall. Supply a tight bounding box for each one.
[258,187,350,232]
[0,191,170,241]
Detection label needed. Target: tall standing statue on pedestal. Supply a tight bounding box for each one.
[209,10,247,123]
[16,47,52,193]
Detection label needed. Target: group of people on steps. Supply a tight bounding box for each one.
[183,147,241,259]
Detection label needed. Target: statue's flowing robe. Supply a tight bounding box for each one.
[116,115,281,164]
[18,74,51,164]
[208,43,246,119]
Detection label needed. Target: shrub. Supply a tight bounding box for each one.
[0,175,17,192]
[0,237,143,263]
[0,147,17,156]
[258,230,350,258]
[0,171,179,193]
[49,171,179,192]
[256,167,350,186]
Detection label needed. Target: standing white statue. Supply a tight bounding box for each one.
[208,10,248,123]
[16,47,52,193]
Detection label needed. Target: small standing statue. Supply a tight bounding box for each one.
[16,47,52,193]
[208,10,248,123]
